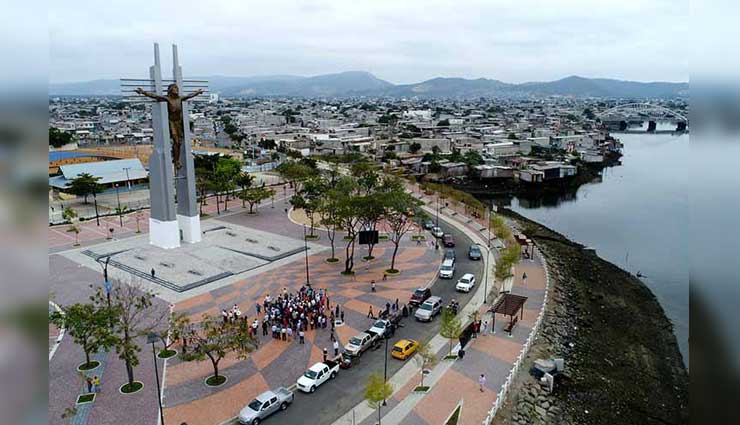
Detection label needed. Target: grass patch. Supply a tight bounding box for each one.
[77,361,100,371]
[385,269,400,275]
[343,235,353,241]
[325,257,340,263]
[411,235,427,241]
[205,375,227,387]
[305,234,319,240]
[378,235,389,241]
[157,349,177,359]
[120,381,144,394]
[362,255,375,261]
[445,405,461,425]
[444,355,458,360]
[340,270,355,276]
[76,393,95,404]
[414,385,430,392]
[200,212,210,218]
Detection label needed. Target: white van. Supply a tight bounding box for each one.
[439,259,455,279]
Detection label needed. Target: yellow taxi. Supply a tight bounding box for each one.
[391,339,419,360]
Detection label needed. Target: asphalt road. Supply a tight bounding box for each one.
[242,215,484,425]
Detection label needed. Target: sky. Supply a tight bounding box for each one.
[47,0,689,84]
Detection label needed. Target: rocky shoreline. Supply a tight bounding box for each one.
[492,209,688,425]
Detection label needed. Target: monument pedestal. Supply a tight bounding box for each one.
[177,214,201,243]
[149,218,181,249]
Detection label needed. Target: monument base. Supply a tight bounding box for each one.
[178,214,202,244]
[149,218,181,249]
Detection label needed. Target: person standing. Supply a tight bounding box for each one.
[151,268,156,278]
[86,376,93,393]
[333,339,339,356]
[299,330,305,344]
[323,348,328,363]
[367,306,374,319]
[478,374,486,392]
[93,375,100,392]
[482,320,488,335]
[340,310,345,323]
[255,304,261,315]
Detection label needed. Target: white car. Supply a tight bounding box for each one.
[431,226,444,238]
[296,361,339,393]
[438,259,455,279]
[455,273,476,292]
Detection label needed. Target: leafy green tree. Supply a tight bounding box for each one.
[409,142,422,154]
[49,127,75,148]
[67,172,103,204]
[240,185,275,214]
[415,340,437,388]
[334,177,362,274]
[235,172,255,208]
[179,314,258,384]
[449,147,464,163]
[317,177,342,262]
[156,311,190,357]
[365,372,394,425]
[49,303,114,369]
[437,119,450,127]
[440,307,463,355]
[212,157,241,212]
[463,150,483,167]
[508,132,518,140]
[290,176,325,237]
[276,161,316,192]
[382,179,420,272]
[90,280,166,390]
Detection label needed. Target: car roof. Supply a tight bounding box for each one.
[424,296,442,304]
[255,390,275,402]
[469,244,481,250]
[414,287,428,292]
[461,273,474,279]
[394,339,411,346]
[309,362,326,371]
[441,259,454,266]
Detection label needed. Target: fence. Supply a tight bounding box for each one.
[483,248,551,424]
[49,198,151,225]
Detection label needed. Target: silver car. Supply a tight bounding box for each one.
[238,387,294,425]
[415,296,443,322]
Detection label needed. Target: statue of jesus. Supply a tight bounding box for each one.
[135,84,203,169]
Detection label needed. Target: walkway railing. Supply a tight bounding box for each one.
[483,248,551,424]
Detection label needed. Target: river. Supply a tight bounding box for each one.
[503,126,689,364]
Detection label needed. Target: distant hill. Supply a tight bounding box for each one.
[50,73,688,98]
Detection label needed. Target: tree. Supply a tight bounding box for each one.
[463,150,483,167]
[240,185,275,214]
[276,161,316,192]
[409,142,422,154]
[334,177,362,274]
[156,311,190,358]
[383,180,420,272]
[507,132,518,140]
[90,280,166,391]
[235,172,255,208]
[317,177,342,262]
[583,108,595,120]
[67,172,103,204]
[440,307,463,355]
[179,314,257,385]
[356,192,385,260]
[365,372,393,425]
[290,176,325,237]
[49,127,75,148]
[212,157,241,213]
[62,207,81,245]
[415,340,438,388]
[437,119,450,127]
[49,303,114,369]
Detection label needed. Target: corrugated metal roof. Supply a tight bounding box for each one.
[51,158,148,188]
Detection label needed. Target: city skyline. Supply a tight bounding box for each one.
[49,0,688,84]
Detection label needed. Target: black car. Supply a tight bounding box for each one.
[468,244,482,260]
[444,249,456,263]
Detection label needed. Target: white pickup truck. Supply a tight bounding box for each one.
[296,360,339,393]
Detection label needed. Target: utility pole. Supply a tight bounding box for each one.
[123,166,132,191]
[147,333,166,425]
[303,224,310,286]
[115,183,123,227]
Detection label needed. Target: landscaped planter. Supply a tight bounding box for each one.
[119,381,144,394]
[413,385,430,393]
[76,361,101,372]
[157,349,177,359]
[76,393,95,405]
[205,375,228,387]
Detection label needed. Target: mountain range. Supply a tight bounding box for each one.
[50,72,688,98]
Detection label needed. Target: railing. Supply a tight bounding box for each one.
[49,199,151,225]
[483,248,551,424]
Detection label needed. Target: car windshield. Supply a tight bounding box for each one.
[304,370,317,379]
[373,321,386,329]
[413,289,426,297]
[470,247,480,253]
[393,346,403,352]
[419,303,432,311]
[349,337,362,346]
[248,399,262,411]
[460,278,470,284]
[441,265,452,271]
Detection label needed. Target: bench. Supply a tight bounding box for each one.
[503,316,519,333]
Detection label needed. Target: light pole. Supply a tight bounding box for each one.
[123,166,132,191]
[100,257,113,328]
[115,183,123,227]
[93,191,100,226]
[303,224,310,286]
[382,334,389,406]
[147,333,165,425]
[435,196,440,250]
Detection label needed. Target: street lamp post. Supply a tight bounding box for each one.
[115,184,123,227]
[382,334,389,406]
[147,333,165,425]
[93,192,100,226]
[303,224,310,286]
[123,167,132,191]
[100,257,113,328]
[435,196,440,250]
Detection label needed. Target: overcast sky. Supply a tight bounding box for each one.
[49,0,688,84]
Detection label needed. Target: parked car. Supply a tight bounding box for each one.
[238,387,294,425]
[391,339,419,360]
[455,273,476,292]
[344,332,378,357]
[368,319,395,338]
[468,244,482,260]
[442,234,455,247]
[410,287,432,307]
[415,296,443,321]
[431,226,444,238]
[439,259,455,279]
[296,361,339,393]
[423,220,435,230]
[444,249,456,263]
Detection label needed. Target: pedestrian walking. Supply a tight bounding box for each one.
[222,309,229,324]
[281,327,287,341]
[482,321,488,335]
[458,348,465,360]
[93,375,100,392]
[287,327,293,341]
[371,280,376,292]
[255,304,261,315]
[151,268,156,278]
[262,320,268,336]
[86,376,93,393]
[333,340,339,356]
[299,330,305,344]
[323,348,328,363]
[478,374,486,392]
[367,306,375,319]
[340,310,345,323]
